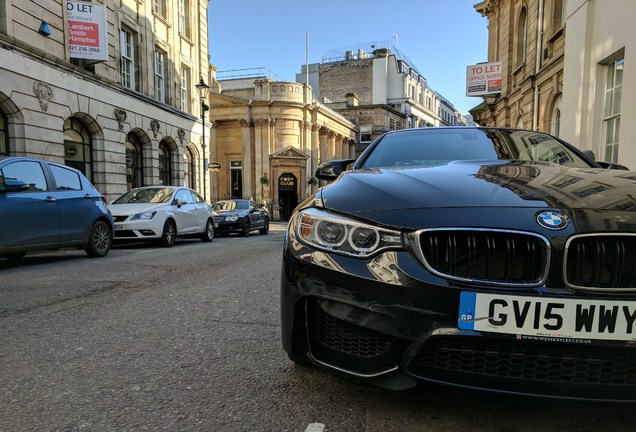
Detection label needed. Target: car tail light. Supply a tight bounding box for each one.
[101,195,108,207]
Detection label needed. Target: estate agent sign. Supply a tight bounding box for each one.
[67,1,108,61]
[466,62,502,97]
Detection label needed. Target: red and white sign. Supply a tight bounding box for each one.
[67,1,108,61]
[466,62,502,97]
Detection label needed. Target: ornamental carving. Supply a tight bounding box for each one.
[114,108,127,130]
[177,128,186,145]
[33,81,53,112]
[150,119,160,138]
[239,119,253,128]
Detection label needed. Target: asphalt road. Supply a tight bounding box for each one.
[1,222,634,431]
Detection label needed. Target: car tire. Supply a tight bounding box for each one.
[259,218,269,235]
[84,220,112,257]
[160,219,177,247]
[201,219,215,242]
[240,219,250,237]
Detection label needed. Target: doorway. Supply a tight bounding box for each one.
[278,173,298,221]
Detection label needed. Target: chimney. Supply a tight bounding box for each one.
[346,92,359,107]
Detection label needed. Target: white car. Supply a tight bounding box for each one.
[110,186,214,247]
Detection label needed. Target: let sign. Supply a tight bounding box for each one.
[67,1,108,61]
[466,62,502,97]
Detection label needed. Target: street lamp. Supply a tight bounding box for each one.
[195,77,210,201]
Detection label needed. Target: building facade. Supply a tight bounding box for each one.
[560,0,635,168]
[208,74,357,220]
[0,0,210,202]
[470,0,566,135]
[297,45,466,150]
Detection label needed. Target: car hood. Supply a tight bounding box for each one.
[109,202,166,216]
[319,160,636,214]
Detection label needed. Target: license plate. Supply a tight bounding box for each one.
[458,292,636,341]
[115,224,124,230]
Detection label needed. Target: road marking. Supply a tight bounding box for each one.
[305,423,325,432]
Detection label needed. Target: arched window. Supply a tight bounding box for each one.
[63,117,92,181]
[551,95,562,137]
[184,147,196,189]
[126,133,144,190]
[516,7,528,67]
[158,141,172,186]
[0,111,8,155]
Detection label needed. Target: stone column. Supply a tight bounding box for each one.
[309,123,319,194]
[328,130,337,160]
[254,119,264,201]
[319,127,329,165]
[210,121,219,200]
[336,134,344,159]
[349,139,356,159]
[240,119,253,199]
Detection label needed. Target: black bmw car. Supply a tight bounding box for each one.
[281,127,636,401]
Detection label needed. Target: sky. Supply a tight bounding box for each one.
[208,1,488,115]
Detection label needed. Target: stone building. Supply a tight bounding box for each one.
[0,0,210,202]
[208,73,357,220]
[297,44,466,151]
[470,0,566,135]
[470,0,635,169]
[560,0,635,168]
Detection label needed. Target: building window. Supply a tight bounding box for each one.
[120,28,138,91]
[153,0,166,17]
[154,48,166,103]
[180,65,190,113]
[184,147,196,189]
[603,57,623,163]
[63,117,92,181]
[360,125,372,142]
[0,111,8,155]
[158,141,172,186]
[178,0,191,38]
[551,95,562,137]
[515,7,528,67]
[552,0,567,31]
[126,133,144,190]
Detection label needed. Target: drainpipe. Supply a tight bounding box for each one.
[533,0,545,131]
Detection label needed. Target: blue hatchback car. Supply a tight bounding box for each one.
[0,157,114,260]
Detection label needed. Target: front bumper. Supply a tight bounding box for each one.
[281,222,636,401]
[113,219,162,240]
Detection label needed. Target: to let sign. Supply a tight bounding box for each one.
[466,62,502,97]
[67,1,108,61]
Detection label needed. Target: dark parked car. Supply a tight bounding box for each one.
[0,157,114,260]
[212,199,269,236]
[281,127,636,401]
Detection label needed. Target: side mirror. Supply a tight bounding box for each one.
[176,199,187,207]
[582,150,596,161]
[0,179,31,193]
[315,159,356,181]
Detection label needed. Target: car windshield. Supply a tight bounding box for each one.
[113,188,174,204]
[360,128,593,169]
[212,200,249,210]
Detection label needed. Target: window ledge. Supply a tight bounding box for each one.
[548,26,565,44]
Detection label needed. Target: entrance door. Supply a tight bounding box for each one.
[278,173,298,221]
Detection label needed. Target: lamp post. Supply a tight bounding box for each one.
[195,77,210,201]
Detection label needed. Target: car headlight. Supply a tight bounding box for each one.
[225,214,239,222]
[296,208,404,257]
[131,210,156,221]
